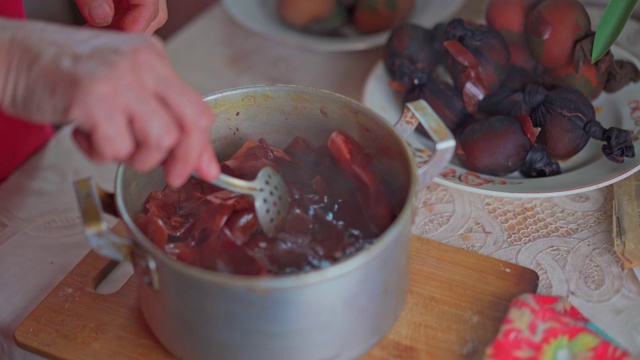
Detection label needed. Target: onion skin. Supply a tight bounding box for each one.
[443,19,511,113]
[520,144,561,177]
[571,34,640,96]
[456,115,531,176]
[599,127,636,163]
[525,0,591,70]
[327,131,394,232]
[604,59,640,94]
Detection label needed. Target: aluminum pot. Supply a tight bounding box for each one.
[74,85,454,360]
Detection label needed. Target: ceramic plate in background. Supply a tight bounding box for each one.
[221,0,465,52]
[361,44,640,198]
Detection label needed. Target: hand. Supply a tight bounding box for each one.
[74,0,168,34]
[0,19,220,187]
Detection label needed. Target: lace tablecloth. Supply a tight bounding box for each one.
[1,1,640,359]
[414,184,640,354]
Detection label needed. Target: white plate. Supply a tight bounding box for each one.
[221,0,465,52]
[361,45,640,197]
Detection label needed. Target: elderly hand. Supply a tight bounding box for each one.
[75,0,168,34]
[0,18,220,188]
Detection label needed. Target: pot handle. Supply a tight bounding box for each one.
[74,178,133,263]
[394,100,456,188]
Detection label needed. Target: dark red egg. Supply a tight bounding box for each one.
[525,0,591,69]
[456,115,531,176]
[486,0,539,71]
[486,0,536,35]
[544,61,605,101]
[507,40,538,71]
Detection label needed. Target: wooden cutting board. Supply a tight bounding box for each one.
[15,232,538,360]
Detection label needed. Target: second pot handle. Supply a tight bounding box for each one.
[394,100,456,188]
[74,178,133,263]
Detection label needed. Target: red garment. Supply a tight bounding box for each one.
[0,0,25,17]
[0,0,55,181]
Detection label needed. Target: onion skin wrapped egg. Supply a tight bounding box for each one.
[527,85,634,162]
[383,23,443,91]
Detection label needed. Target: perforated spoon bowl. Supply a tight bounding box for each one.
[195,166,290,237]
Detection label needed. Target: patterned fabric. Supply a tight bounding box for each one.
[484,294,633,359]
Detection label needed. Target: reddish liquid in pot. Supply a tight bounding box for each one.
[134,131,396,275]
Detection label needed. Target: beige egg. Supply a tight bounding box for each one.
[353,0,415,34]
[277,0,338,29]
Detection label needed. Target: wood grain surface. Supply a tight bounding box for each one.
[15,234,538,360]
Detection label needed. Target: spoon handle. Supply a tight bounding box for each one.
[193,173,257,195]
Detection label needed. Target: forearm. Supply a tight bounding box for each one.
[0,18,142,125]
[0,17,67,124]
[0,15,218,187]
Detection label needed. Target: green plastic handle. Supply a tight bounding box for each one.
[592,0,638,63]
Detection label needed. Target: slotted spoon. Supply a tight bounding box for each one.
[195,166,290,237]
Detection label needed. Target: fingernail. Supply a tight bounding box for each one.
[89,3,113,26]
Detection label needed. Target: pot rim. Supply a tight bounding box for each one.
[115,84,418,288]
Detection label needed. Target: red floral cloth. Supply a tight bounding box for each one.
[485,294,633,360]
[0,0,56,181]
